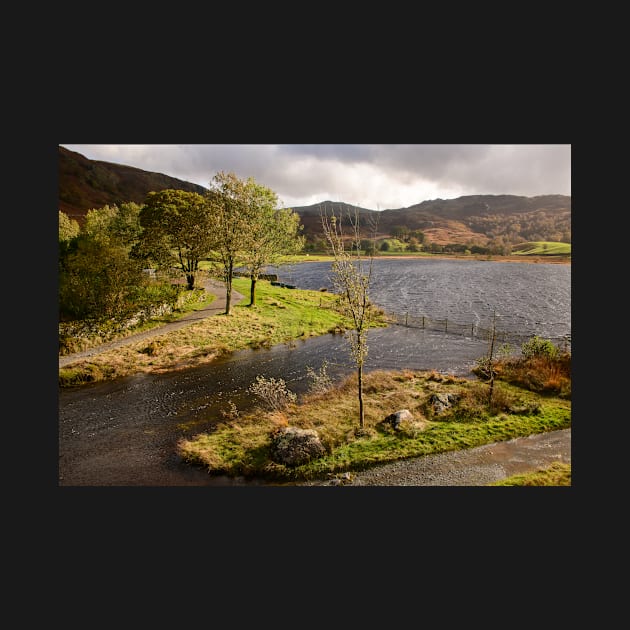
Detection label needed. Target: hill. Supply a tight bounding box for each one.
[59,146,208,223]
[293,194,571,247]
[58,147,571,247]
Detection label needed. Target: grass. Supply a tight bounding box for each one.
[59,268,571,485]
[59,289,216,355]
[277,250,571,263]
[59,277,385,387]
[177,366,571,483]
[489,462,571,486]
[511,241,571,256]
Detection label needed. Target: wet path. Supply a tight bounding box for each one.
[58,261,571,487]
[292,429,571,486]
[59,279,243,368]
[59,325,570,486]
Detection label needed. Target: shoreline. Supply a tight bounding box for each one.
[296,253,570,265]
[383,254,570,264]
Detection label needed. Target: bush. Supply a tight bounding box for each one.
[521,335,558,359]
[248,375,297,411]
[305,360,333,394]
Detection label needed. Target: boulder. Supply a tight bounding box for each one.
[270,426,325,466]
[429,392,460,415]
[382,409,413,430]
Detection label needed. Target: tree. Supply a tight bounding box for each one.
[474,310,510,407]
[360,239,377,256]
[83,205,119,244]
[59,204,148,322]
[82,202,143,248]
[108,202,143,246]
[59,211,81,261]
[242,182,304,306]
[134,189,212,290]
[205,172,253,315]
[59,211,80,244]
[321,204,377,430]
[391,225,410,241]
[59,230,147,322]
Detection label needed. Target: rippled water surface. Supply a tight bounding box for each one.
[59,258,570,486]
[268,258,571,341]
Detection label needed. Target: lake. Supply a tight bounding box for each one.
[59,257,570,486]
[268,258,571,342]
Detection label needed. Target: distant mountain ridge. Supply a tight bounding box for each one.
[292,194,571,246]
[59,146,571,246]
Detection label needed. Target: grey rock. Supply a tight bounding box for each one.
[429,392,460,415]
[382,409,413,430]
[270,426,325,466]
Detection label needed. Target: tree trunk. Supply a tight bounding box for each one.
[186,273,195,290]
[225,262,233,315]
[358,364,364,429]
[249,275,257,306]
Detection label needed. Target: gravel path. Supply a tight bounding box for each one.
[292,428,571,486]
[58,278,571,486]
[59,278,244,368]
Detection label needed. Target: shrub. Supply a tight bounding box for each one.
[220,400,240,420]
[248,375,297,411]
[501,355,571,398]
[305,360,333,394]
[521,335,558,359]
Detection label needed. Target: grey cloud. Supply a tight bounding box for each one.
[61,143,570,208]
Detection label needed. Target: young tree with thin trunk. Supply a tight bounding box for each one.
[205,172,253,315]
[321,205,377,430]
[475,310,499,406]
[242,182,304,306]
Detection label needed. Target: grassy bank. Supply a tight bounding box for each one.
[276,252,570,264]
[59,277,385,387]
[178,365,571,483]
[489,461,571,486]
[59,288,217,356]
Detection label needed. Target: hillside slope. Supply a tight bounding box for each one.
[59,146,208,222]
[292,194,571,246]
[58,147,571,246]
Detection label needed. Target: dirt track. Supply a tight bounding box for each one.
[58,277,571,486]
[59,278,244,368]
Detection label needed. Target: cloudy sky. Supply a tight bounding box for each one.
[60,144,571,211]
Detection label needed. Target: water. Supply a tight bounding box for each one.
[59,258,570,485]
[268,258,571,342]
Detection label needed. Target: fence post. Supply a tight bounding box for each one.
[422,316,425,329]
[405,312,408,327]
[445,318,448,333]
[471,323,474,336]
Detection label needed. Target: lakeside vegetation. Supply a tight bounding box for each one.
[178,347,571,483]
[58,277,386,387]
[272,244,571,265]
[58,176,571,485]
[489,461,571,486]
[59,261,571,485]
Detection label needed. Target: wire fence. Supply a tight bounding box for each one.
[380,310,571,352]
[316,293,571,352]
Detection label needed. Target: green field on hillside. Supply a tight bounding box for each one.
[512,241,571,255]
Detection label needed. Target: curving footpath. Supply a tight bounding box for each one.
[59,278,244,368]
[58,278,571,486]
